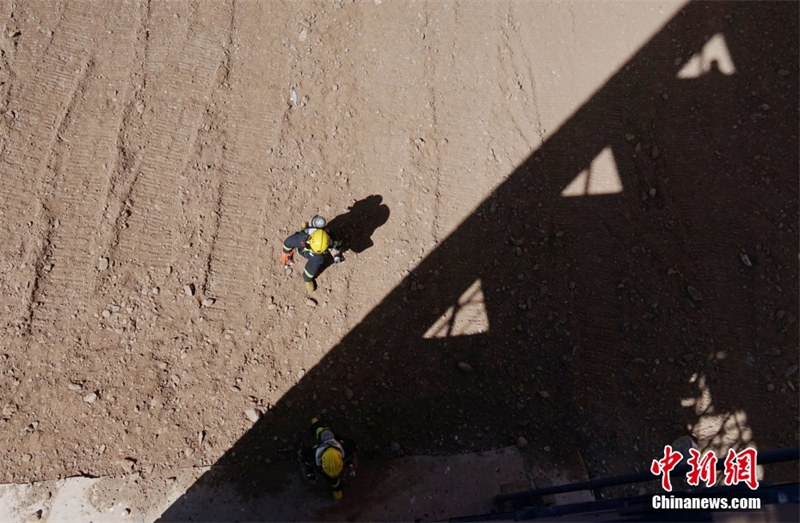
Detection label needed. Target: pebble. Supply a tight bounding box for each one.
[305,298,317,308]
[457,361,473,373]
[516,436,528,448]
[686,285,703,302]
[244,409,260,423]
[345,388,354,401]
[101,310,111,319]
[83,392,97,403]
[777,68,790,77]
[67,382,82,391]
[390,441,402,453]
[97,257,109,271]
[767,383,775,392]
[785,365,798,378]
[184,284,195,296]
[201,298,216,307]
[740,253,752,267]
[538,390,550,399]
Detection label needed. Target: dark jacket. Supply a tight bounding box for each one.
[283,228,341,282]
[300,419,357,496]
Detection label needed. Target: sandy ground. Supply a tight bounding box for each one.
[0,0,797,520]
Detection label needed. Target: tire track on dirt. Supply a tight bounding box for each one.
[101,0,151,264]
[109,2,231,279]
[421,7,445,244]
[21,54,93,336]
[28,9,142,336]
[195,3,234,301]
[199,1,285,327]
[0,3,17,119]
[0,3,94,333]
[414,3,511,239]
[500,3,547,150]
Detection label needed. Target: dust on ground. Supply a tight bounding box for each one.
[0,0,797,518]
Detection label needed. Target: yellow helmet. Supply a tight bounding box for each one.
[321,447,343,478]
[308,229,330,253]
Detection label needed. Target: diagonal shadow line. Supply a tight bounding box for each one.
[160,1,798,520]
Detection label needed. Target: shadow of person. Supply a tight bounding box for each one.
[327,195,390,254]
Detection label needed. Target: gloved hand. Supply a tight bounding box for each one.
[281,250,294,266]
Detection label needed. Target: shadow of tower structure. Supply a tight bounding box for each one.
[161,1,798,519]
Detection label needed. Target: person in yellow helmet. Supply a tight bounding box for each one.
[299,417,357,501]
[281,215,343,292]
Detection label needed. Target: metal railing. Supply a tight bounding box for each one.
[452,446,799,521]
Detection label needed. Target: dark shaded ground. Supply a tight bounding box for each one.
[162,2,798,519]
